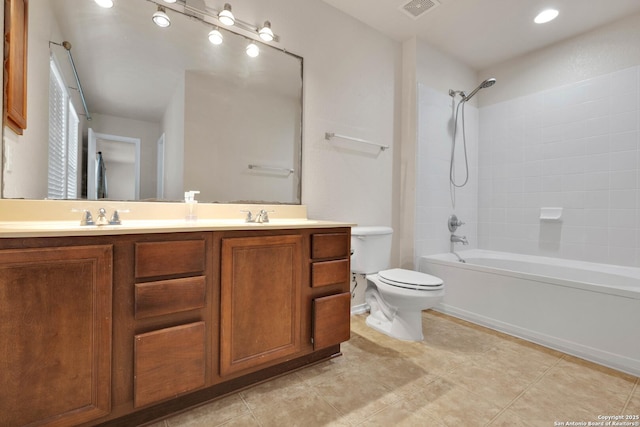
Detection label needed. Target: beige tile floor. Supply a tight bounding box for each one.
[151,311,640,427]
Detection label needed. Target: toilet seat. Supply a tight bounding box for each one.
[378,268,443,291]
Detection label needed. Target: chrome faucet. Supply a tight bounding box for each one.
[109,210,123,225]
[450,234,468,263]
[448,215,467,262]
[450,234,468,245]
[96,208,109,226]
[242,209,274,223]
[451,251,466,263]
[80,210,94,226]
[255,209,273,223]
[78,208,126,226]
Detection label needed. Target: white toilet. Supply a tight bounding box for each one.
[351,226,444,341]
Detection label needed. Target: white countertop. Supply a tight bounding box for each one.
[0,218,353,238]
[0,200,353,238]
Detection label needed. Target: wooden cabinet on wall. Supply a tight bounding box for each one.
[0,244,113,426]
[3,0,29,134]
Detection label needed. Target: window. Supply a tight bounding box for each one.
[48,56,79,199]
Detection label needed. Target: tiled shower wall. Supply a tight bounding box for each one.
[415,84,478,259]
[478,66,640,267]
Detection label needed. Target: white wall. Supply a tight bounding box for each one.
[477,13,640,267]
[250,0,399,227]
[2,0,63,199]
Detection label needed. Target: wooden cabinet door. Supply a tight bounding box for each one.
[4,0,29,134]
[0,245,113,426]
[220,235,302,376]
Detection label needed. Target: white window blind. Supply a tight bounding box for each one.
[48,57,80,199]
[66,103,79,199]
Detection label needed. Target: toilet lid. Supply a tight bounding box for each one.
[378,268,443,290]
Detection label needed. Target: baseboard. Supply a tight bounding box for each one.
[350,303,369,315]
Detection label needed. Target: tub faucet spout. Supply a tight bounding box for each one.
[450,234,468,245]
[451,250,466,263]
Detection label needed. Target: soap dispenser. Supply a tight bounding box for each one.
[184,190,200,223]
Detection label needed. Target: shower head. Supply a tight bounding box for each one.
[462,78,496,102]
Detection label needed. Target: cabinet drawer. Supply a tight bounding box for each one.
[311,259,350,288]
[135,240,205,278]
[135,276,206,319]
[311,233,349,260]
[313,292,351,350]
[134,322,206,408]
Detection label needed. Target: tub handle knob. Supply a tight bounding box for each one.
[448,214,465,232]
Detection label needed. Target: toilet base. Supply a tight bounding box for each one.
[365,309,424,341]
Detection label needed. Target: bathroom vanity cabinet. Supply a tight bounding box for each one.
[0,226,351,426]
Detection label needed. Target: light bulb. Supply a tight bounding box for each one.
[152,6,171,27]
[208,29,223,45]
[534,9,559,24]
[218,4,235,26]
[94,0,113,8]
[246,42,259,58]
[258,21,274,42]
[163,0,177,3]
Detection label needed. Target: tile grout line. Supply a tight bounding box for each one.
[354,373,446,427]
[483,354,567,426]
[621,377,639,413]
[299,371,357,424]
[239,393,264,427]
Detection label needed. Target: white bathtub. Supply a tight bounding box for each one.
[419,249,640,376]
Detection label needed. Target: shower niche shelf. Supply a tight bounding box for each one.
[540,207,563,222]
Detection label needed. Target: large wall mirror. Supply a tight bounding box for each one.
[2,0,303,204]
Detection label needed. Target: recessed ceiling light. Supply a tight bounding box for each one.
[534,9,559,24]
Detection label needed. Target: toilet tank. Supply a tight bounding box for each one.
[350,226,393,274]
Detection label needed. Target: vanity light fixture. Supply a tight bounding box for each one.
[144,1,280,52]
[208,28,223,45]
[94,0,114,8]
[258,21,274,42]
[246,42,259,58]
[534,8,559,24]
[218,4,235,26]
[152,6,171,27]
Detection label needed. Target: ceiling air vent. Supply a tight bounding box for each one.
[400,0,440,19]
